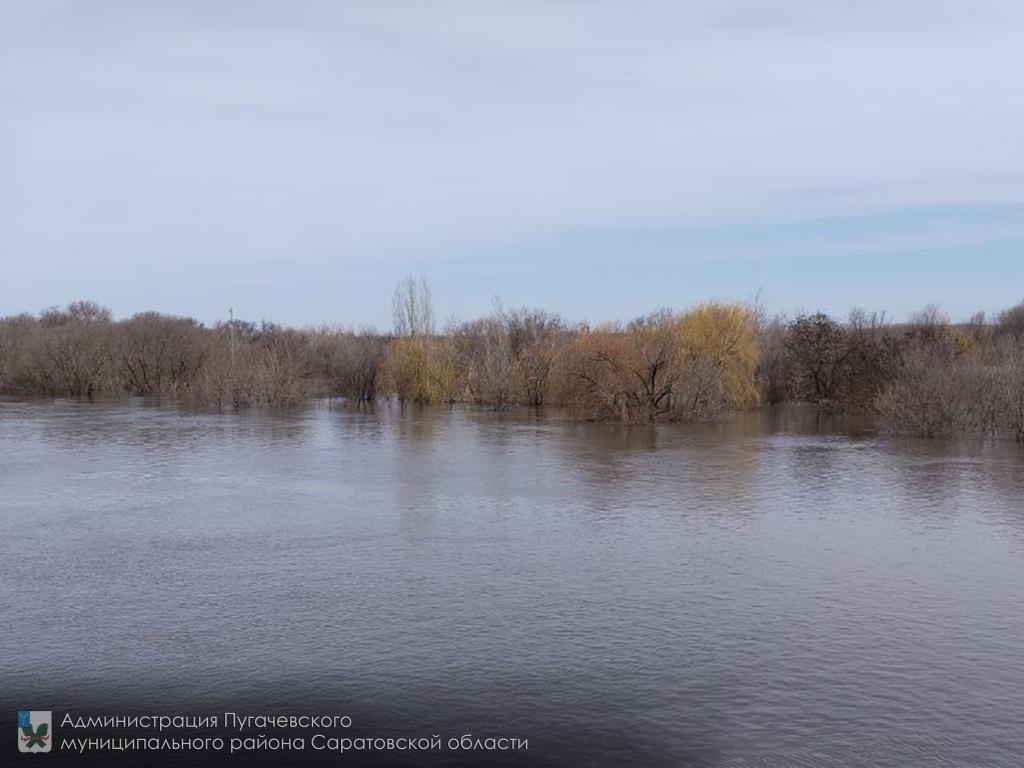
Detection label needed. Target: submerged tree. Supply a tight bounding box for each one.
[677,302,760,414]
[311,328,387,402]
[116,312,207,396]
[4,291,1024,440]
[380,276,456,403]
[34,301,116,398]
[568,319,674,422]
[785,313,848,404]
[566,303,758,423]
[507,308,565,407]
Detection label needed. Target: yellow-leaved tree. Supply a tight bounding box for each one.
[676,303,760,416]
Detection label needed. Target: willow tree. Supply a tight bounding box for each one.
[568,312,682,423]
[677,303,760,414]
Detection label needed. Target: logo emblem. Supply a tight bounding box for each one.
[18,711,52,753]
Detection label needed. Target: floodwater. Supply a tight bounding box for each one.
[2,398,1023,767]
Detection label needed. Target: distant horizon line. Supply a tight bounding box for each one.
[5,294,1022,332]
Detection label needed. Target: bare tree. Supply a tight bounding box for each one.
[785,313,848,403]
[311,328,386,402]
[34,301,116,398]
[392,275,434,338]
[997,339,1024,443]
[507,308,565,407]
[569,312,682,423]
[876,346,989,437]
[755,313,791,404]
[0,313,36,392]
[997,300,1024,339]
[837,308,898,411]
[116,312,207,396]
[483,298,512,408]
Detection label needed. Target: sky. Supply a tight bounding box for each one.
[2,0,1023,329]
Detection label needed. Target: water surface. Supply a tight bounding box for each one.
[2,399,1023,766]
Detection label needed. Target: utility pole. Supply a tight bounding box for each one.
[229,306,235,368]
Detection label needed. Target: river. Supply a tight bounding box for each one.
[2,398,1022,766]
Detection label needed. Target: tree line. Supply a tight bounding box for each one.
[1,280,1023,441]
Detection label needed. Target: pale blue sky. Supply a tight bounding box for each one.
[2,1,1023,328]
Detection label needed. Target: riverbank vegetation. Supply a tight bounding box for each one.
[1,282,1023,441]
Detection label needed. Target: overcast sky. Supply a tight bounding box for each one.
[2,1,1023,328]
